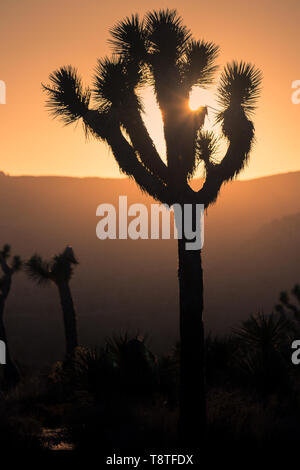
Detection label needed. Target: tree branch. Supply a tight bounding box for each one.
[84,110,171,203]
[120,103,169,183]
[197,113,255,206]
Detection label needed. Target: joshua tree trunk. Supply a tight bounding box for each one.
[57,281,78,356]
[177,229,206,447]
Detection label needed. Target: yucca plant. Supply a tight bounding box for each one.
[0,244,22,385]
[233,312,291,398]
[52,346,116,398]
[43,9,262,445]
[25,246,79,356]
[106,334,157,398]
[234,312,289,352]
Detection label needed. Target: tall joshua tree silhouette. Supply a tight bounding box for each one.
[26,246,79,357]
[0,244,22,385]
[43,9,262,445]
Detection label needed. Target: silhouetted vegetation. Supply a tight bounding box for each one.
[0,244,22,387]
[276,284,300,336]
[0,302,299,453]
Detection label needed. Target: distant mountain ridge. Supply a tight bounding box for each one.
[0,171,300,364]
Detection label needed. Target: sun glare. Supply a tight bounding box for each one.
[189,87,219,132]
[189,88,204,111]
[189,87,213,112]
[139,86,220,161]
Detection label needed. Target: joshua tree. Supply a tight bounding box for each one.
[276,284,300,320]
[276,284,300,334]
[0,244,22,385]
[26,246,79,356]
[43,9,262,445]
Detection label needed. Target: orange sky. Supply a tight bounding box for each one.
[0,0,299,179]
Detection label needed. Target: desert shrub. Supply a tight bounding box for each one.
[48,335,159,403]
[0,399,42,451]
[157,354,179,408]
[69,400,177,453]
[205,334,238,388]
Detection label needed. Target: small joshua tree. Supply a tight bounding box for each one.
[276,284,300,334]
[0,244,22,385]
[43,9,262,445]
[26,246,79,356]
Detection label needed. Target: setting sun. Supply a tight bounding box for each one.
[139,86,220,164]
[188,87,220,134]
[189,87,217,114]
[189,89,203,111]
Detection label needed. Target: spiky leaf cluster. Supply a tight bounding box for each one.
[43,9,262,206]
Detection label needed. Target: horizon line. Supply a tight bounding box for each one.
[1,169,300,183]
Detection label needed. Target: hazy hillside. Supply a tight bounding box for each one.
[0,171,299,364]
